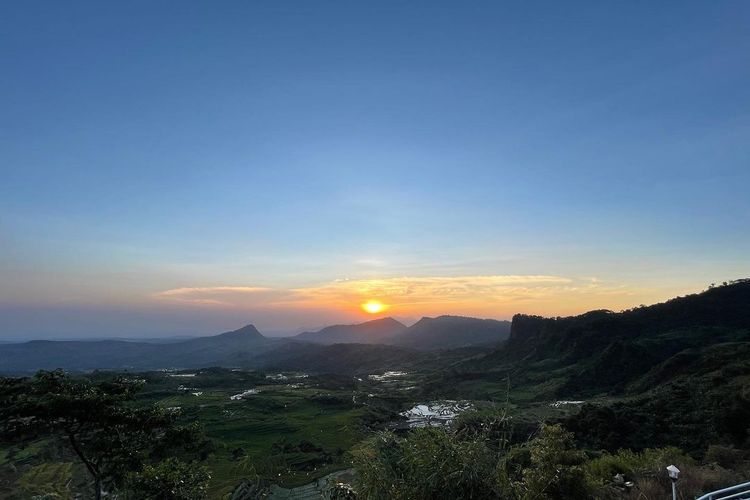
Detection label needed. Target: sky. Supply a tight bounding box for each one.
[1,1,749,339]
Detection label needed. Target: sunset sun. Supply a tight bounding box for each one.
[361,299,388,314]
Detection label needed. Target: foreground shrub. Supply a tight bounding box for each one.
[704,444,745,469]
[126,458,210,500]
[0,371,212,500]
[631,464,742,500]
[499,424,591,500]
[352,428,499,500]
[585,446,694,486]
[352,421,747,500]
[585,446,745,500]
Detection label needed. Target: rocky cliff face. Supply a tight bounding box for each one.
[504,313,573,357]
[467,280,750,390]
[508,314,548,342]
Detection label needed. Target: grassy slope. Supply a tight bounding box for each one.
[141,371,368,497]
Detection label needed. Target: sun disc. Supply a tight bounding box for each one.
[361,300,387,314]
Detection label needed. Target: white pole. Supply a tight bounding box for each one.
[672,480,677,500]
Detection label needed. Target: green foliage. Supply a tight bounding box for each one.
[0,370,211,499]
[125,458,210,500]
[496,445,531,486]
[326,481,357,500]
[500,424,590,500]
[565,373,750,455]
[584,447,693,486]
[352,428,500,499]
[452,407,514,451]
[704,444,745,469]
[584,449,639,484]
[352,419,745,500]
[16,462,73,497]
[582,447,746,500]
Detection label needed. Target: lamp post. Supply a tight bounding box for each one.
[667,465,680,500]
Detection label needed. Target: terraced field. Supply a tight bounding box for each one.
[0,366,590,498]
[134,370,368,497]
[0,368,371,498]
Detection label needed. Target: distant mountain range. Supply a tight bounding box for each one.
[0,315,510,374]
[293,315,510,349]
[294,317,407,344]
[0,324,278,373]
[391,315,510,349]
[6,280,746,379]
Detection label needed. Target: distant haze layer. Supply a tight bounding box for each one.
[0,277,730,339]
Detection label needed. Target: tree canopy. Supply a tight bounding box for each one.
[0,370,212,499]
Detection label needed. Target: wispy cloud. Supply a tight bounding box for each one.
[152,275,654,318]
[288,275,573,304]
[153,286,275,305]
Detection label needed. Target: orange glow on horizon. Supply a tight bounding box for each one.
[361,299,388,314]
[153,276,690,323]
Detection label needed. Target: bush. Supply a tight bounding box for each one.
[352,422,744,500]
[584,446,695,496]
[453,409,514,451]
[352,428,499,500]
[585,449,641,485]
[499,424,591,500]
[126,458,210,500]
[704,444,744,469]
[632,464,742,500]
[583,446,743,500]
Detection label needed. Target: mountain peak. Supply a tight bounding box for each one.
[393,315,512,350]
[294,317,407,345]
[362,317,405,327]
[413,315,496,326]
[219,324,264,338]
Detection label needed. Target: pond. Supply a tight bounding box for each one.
[549,400,584,408]
[368,371,408,382]
[399,401,474,428]
[230,388,261,400]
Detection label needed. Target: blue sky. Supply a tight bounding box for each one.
[1,1,749,338]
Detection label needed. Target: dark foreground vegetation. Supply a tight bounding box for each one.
[1,280,749,498]
[0,370,213,499]
[354,417,750,499]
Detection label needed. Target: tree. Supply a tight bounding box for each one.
[126,458,210,500]
[352,427,500,500]
[500,424,589,500]
[0,370,211,499]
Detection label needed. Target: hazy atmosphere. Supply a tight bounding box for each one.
[2,2,748,338]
